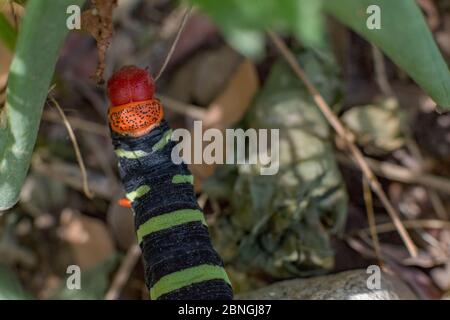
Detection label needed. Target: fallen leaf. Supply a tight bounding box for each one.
[190,58,259,190]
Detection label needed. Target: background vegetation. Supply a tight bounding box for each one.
[0,0,450,299]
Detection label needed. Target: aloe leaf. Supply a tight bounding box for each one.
[324,0,450,109]
[0,0,85,210]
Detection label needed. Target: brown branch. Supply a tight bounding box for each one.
[154,6,192,82]
[31,156,114,200]
[105,244,141,300]
[371,44,448,221]
[362,177,384,267]
[48,95,94,199]
[42,110,109,137]
[267,30,418,257]
[336,153,450,196]
[157,94,206,119]
[356,219,450,235]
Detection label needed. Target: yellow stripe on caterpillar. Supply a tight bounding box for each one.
[150,264,231,300]
[172,174,194,184]
[137,209,207,244]
[126,185,151,202]
[152,129,173,152]
[115,149,148,159]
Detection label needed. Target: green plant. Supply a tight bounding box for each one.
[1,0,449,212]
[191,0,450,109]
[324,0,450,110]
[0,11,17,51]
[0,0,86,210]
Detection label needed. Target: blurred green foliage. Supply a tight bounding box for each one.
[0,12,16,51]
[206,50,348,282]
[192,0,450,108]
[53,255,119,300]
[324,0,450,109]
[0,264,30,299]
[1,0,449,214]
[0,0,86,210]
[190,0,324,58]
[342,98,405,155]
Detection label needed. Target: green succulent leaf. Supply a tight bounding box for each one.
[324,0,450,109]
[0,0,86,210]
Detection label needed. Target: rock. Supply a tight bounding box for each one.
[237,269,417,300]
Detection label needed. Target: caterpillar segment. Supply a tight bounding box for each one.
[107,66,233,300]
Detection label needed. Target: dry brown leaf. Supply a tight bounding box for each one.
[190,59,259,190]
[59,208,115,269]
[203,59,259,130]
[81,0,117,83]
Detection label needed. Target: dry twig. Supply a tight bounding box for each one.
[268,30,418,257]
[371,45,448,220]
[48,95,94,199]
[357,219,450,236]
[154,6,192,82]
[336,154,450,196]
[362,177,384,267]
[157,94,206,119]
[105,244,141,300]
[42,110,109,137]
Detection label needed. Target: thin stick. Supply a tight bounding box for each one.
[357,219,450,235]
[336,153,450,196]
[267,30,418,257]
[372,44,448,220]
[362,177,384,266]
[48,95,94,199]
[371,45,393,97]
[105,244,141,300]
[42,110,109,137]
[157,94,206,119]
[154,6,192,82]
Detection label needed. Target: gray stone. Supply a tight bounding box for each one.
[237,269,417,300]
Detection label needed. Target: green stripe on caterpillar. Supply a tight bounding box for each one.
[107,66,233,300]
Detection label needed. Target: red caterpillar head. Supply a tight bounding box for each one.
[107,66,163,137]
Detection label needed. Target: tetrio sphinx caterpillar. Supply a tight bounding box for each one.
[106,66,233,300]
